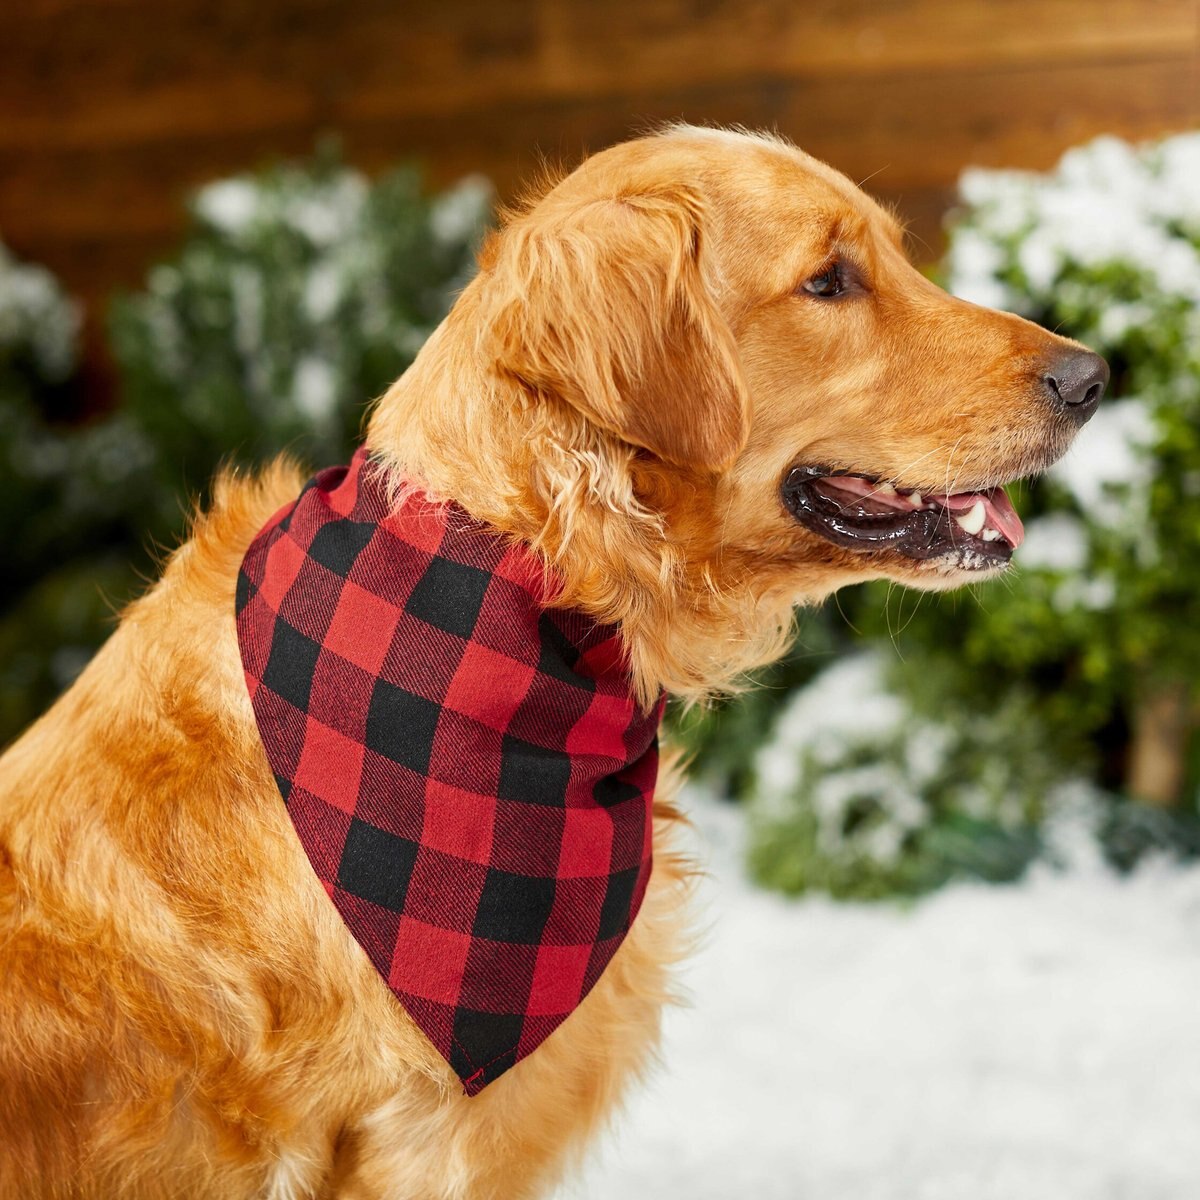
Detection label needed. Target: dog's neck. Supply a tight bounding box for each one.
[366,284,797,706]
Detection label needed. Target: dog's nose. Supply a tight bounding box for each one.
[1042,349,1108,423]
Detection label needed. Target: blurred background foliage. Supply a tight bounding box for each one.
[3,130,1200,899]
[0,156,491,740]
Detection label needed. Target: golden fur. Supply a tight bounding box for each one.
[0,126,1091,1198]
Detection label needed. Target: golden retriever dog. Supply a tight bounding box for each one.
[0,125,1105,1198]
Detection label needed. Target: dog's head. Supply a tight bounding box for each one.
[375,126,1106,697]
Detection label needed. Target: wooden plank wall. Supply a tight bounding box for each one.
[2,0,1198,366]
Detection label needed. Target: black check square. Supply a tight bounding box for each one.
[337,817,419,913]
[308,519,376,578]
[365,679,441,774]
[261,618,322,710]
[235,569,256,615]
[473,868,556,944]
[405,555,492,639]
[450,1008,523,1082]
[597,866,640,940]
[498,735,572,806]
[593,775,643,809]
[536,613,595,691]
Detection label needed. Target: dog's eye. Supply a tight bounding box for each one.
[803,262,845,298]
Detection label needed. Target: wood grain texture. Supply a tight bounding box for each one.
[1,0,1196,365]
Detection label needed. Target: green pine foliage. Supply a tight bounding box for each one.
[0,155,492,748]
[0,241,119,741]
[109,152,492,541]
[745,652,1089,899]
[0,241,83,576]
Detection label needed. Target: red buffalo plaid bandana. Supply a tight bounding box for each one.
[236,449,662,1095]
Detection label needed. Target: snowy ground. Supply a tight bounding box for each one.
[559,794,1200,1200]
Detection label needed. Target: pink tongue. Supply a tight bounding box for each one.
[929,488,1025,548]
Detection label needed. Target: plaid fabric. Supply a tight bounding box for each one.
[236,449,662,1095]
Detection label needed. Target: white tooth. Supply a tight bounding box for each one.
[955,499,986,536]
[908,491,923,507]
[982,527,1002,542]
[876,481,897,495]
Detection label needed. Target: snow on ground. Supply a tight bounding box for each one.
[559,793,1200,1200]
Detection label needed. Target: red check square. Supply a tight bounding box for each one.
[257,534,305,610]
[324,580,400,675]
[293,718,364,814]
[421,781,496,865]
[557,805,613,879]
[492,544,547,595]
[443,642,534,731]
[389,918,473,1006]
[526,943,592,1016]
[381,501,448,557]
[566,691,635,760]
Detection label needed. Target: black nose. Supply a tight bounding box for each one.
[1043,350,1108,422]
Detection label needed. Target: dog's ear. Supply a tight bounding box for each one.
[483,189,750,471]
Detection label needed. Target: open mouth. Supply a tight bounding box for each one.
[781,466,1025,569]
